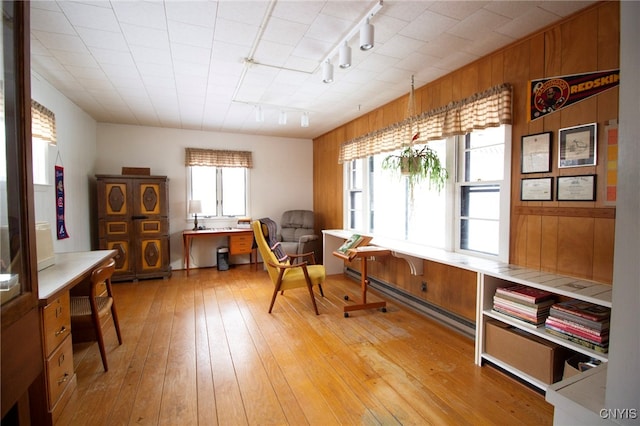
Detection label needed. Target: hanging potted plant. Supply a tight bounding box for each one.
[381,132,448,195]
[381,76,448,198]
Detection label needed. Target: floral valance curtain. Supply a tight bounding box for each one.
[185,148,253,168]
[339,83,512,163]
[32,100,57,145]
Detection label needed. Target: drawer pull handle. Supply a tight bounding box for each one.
[55,326,67,336]
[57,373,70,385]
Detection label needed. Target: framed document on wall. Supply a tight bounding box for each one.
[558,123,597,168]
[557,175,596,201]
[521,177,553,201]
[521,131,552,173]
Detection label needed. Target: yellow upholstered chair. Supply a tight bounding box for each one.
[70,257,122,371]
[252,220,326,315]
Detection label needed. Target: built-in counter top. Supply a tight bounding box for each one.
[37,250,117,305]
[322,229,612,307]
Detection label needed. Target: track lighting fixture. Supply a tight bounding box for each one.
[339,42,351,69]
[360,18,374,51]
[278,110,287,125]
[255,105,264,122]
[301,112,309,128]
[322,60,334,83]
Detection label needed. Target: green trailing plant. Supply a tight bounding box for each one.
[381,142,448,195]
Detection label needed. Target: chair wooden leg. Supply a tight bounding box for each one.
[92,314,109,372]
[269,282,283,313]
[111,304,123,345]
[306,283,319,315]
[318,284,324,297]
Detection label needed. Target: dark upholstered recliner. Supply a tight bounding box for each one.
[278,210,322,264]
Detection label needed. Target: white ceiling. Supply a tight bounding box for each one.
[30,0,595,140]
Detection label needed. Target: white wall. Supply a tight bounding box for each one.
[606,2,640,423]
[31,72,97,253]
[95,123,313,270]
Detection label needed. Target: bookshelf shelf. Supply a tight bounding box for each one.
[477,272,611,390]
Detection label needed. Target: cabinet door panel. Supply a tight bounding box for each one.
[133,180,167,217]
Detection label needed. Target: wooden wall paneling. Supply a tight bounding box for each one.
[561,9,599,75]
[490,50,504,87]
[476,56,493,91]
[597,2,620,69]
[437,75,454,106]
[524,215,542,269]
[540,215,559,272]
[592,218,615,284]
[459,64,479,100]
[556,216,594,279]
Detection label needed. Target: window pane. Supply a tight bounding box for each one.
[32,139,49,185]
[461,185,500,220]
[348,190,362,229]
[222,168,246,216]
[463,126,505,182]
[191,166,217,215]
[460,218,499,255]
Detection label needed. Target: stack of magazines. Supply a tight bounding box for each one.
[545,300,610,353]
[492,285,555,325]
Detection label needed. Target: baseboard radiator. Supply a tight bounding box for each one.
[344,267,476,340]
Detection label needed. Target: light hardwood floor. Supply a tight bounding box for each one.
[59,265,554,425]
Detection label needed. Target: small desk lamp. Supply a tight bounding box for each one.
[188,200,202,230]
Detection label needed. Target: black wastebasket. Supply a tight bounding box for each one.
[217,247,229,271]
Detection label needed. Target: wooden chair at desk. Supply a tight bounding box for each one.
[70,257,123,371]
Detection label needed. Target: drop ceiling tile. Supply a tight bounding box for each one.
[399,10,459,42]
[32,31,89,53]
[376,34,428,59]
[307,13,352,43]
[428,1,489,20]
[165,1,219,27]
[111,1,167,30]
[253,40,296,67]
[121,23,170,50]
[261,17,308,47]
[89,47,135,67]
[448,9,511,41]
[539,1,595,17]
[49,49,98,68]
[495,7,562,40]
[30,7,75,34]
[59,1,120,32]
[129,45,173,66]
[272,1,326,25]
[218,2,269,26]
[75,26,129,51]
[213,18,259,47]
[171,44,212,67]
[168,20,214,49]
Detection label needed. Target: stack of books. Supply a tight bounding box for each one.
[492,285,555,325]
[545,300,610,353]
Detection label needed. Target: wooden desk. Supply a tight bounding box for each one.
[32,250,116,425]
[337,246,390,317]
[182,228,255,275]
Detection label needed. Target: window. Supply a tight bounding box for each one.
[189,166,248,218]
[31,100,56,185]
[344,125,511,260]
[456,125,511,260]
[185,148,253,220]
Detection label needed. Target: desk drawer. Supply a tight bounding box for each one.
[42,292,71,356]
[46,335,74,408]
[230,234,253,255]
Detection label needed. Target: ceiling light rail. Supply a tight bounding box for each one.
[233,99,312,128]
[320,0,383,82]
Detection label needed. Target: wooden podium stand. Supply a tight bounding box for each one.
[334,246,391,317]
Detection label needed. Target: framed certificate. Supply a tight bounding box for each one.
[558,123,597,168]
[521,131,552,173]
[557,175,596,201]
[521,177,553,201]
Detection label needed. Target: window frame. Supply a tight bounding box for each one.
[186,165,250,222]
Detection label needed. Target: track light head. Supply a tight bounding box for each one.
[322,60,334,83]
[360,19,374,51]
[255,105,264,122]
[301,112,309,128]
[339,42,352,69]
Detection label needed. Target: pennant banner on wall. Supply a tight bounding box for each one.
[55,165,70,239]
[528,69,620,121]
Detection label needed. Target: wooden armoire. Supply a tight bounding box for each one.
[96,174,171,281]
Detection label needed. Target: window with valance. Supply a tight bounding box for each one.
[339,83,512,163]
[185,148,253,168]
